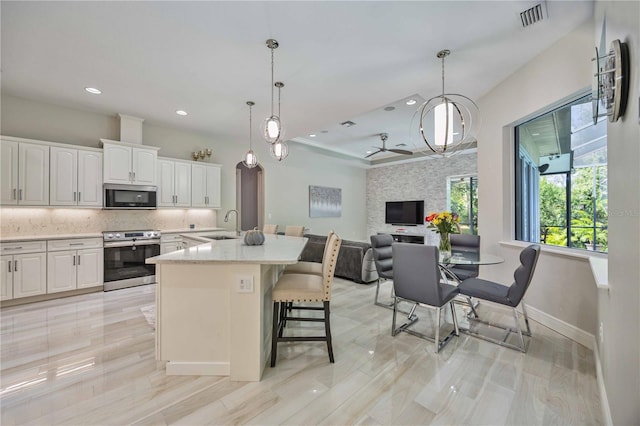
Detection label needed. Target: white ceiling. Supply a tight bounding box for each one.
[0,1,594,164]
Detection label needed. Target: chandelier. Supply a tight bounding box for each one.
[417,49,480,155]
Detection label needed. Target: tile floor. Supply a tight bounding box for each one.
[0,278,602,425]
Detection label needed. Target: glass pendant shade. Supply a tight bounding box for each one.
[263,115,282,143]
[270,140,288,161]
[243,101,258,168]
[243,149,258,168]
[418,49,480,155]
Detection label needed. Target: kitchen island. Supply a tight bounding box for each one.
[146,233,308,381]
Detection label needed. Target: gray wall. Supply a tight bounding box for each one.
[0,95,368,240]
[594,2,640,424]
[366,153,477,239]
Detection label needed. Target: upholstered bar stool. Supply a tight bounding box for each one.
[263,224,278,234]
[271,233,342,366]
[284,225,305,237]
[284,231,335,276]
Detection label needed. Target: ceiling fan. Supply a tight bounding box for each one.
[365,133,414,158]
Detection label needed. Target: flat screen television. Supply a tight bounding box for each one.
[385,200,424,225]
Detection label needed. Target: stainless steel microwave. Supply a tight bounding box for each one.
[103,184,157,209]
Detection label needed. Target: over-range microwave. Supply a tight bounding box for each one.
[103,184,157,209]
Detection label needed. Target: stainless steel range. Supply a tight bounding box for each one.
[103,230,161,291]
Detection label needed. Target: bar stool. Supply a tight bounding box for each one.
[284,231,335,276]
[284,225,305,237]
[271,233,342,366]
[263,224,278,234]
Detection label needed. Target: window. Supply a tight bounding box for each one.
[515,94,608,252]
[448,175,478,235]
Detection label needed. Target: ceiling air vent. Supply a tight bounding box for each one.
[520,3,546,28]
[340,120,356,127]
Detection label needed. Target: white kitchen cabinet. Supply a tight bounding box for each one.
[47,238,103,293]
[160,233,185,254]
[50,147,103,207]
[0,240,47,300]
[0,139,50,206]
[157,159,191,207]
[101,140,159,185]
[191,163,221,208]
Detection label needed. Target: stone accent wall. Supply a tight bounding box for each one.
[366,152,477,238]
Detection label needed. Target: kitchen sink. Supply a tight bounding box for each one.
[200,235,237,240]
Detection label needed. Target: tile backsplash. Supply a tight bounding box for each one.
[0,208,218,237]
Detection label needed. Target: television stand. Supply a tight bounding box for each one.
[388,233,425,244]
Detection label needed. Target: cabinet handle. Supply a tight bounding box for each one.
[77,255,81,265]
[206,196,209,205]
[4,247,22,250]
[18,189,22,200]
[73,192,77,202]
[78,192,81,201]
[132,172,136,181]
[8,261,11,273]
[70,243,84,246]
[12,188,16,200]
[73,256,76,266]
[14,260,18,272]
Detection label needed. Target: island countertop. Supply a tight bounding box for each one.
[146,234,308,265]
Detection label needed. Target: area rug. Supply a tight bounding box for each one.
[141,304,156,329]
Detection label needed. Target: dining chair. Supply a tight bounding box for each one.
[271,233,342,366]
[392,243,460,353]
[284,231,335,276]
[263,224,278,234]
[370,234,394,309]
[284,225,305,237]
[457,244,540,352]
[449,234,481,281]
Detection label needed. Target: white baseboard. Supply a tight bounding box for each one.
[166,361,230,376]
[524,304,595,350]
[592,341,613,426]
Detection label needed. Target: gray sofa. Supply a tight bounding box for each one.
[299,234,378,284]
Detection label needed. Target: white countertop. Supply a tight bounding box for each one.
[161,227,226,234]
[0,233,103,242]
[147,234,308,265]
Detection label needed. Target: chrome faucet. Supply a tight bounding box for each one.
[224,209,240,236]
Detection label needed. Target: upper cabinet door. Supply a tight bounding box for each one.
[191,164,207,207]
[103,144,132,184]
[174,161,191,207]
[205,165,221,208]
[132,147,157,185]
[77,151,103,207]
[157,159,176,207]
[50,146,78,206]
[18,143,49,205]
[0,141,19,205]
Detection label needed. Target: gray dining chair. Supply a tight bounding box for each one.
[370,234,394,308]
[449,234,481,281]
[391,243,460,353]
[457,244,540,352]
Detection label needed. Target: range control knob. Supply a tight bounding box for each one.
[152,232,160,238]
[106,233,114,239]
[115,233,121,239]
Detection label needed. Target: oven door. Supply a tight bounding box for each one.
[104,184,157,209]
[103,240,160,291]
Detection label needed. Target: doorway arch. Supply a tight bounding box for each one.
[235,163,264,231]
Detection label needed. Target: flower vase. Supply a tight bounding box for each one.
[439,232,451,259]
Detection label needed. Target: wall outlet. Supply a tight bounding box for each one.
[237,276,254,293]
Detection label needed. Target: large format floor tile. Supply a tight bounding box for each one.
[0,279,601,425]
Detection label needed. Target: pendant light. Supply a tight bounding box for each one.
[243,101,258,168]
[417,49,480,155]
[264,39,284,144]
[269,81,289,161]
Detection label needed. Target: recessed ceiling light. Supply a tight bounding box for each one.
[406,99,417,105]
[176,110,188,116]
[366,150,373,154]
[309,134,316,137]
[85,87,102,95]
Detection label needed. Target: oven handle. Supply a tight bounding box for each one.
[103,240,161,248]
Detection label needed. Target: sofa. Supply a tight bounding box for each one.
[299,234,378,284]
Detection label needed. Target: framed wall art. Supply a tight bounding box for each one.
[309,185,342,218]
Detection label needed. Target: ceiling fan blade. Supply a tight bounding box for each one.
[365,149,382,158]
[389,149,414,155]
